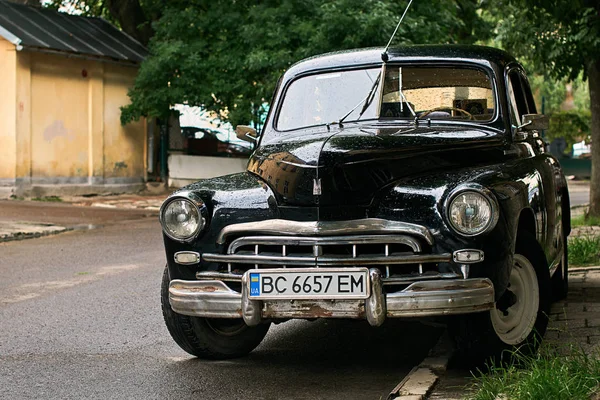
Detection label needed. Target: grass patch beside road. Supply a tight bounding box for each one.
[469,346,600,400]
[570,235,600,266]
[572,214,600,228]
[31,196,63,202]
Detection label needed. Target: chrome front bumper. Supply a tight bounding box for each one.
[168,269,495,327]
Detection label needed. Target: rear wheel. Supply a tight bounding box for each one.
[161,266,270,359]
[449,232,551,366]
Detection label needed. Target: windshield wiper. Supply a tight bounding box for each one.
[327,71,382,130]
[397,67,418,125]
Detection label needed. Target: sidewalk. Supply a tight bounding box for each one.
[0,192,167,242]
[67,193,165,211]
[428,267,600,400]
[0,221,70,242]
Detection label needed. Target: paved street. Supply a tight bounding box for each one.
[568,180,590,207]
[0,202,441,399]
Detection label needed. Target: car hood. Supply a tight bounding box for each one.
[248,124,506,214]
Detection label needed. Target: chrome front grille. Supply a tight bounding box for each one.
[202,235,456,284]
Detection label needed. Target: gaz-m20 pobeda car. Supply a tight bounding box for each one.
[159,45,570,363]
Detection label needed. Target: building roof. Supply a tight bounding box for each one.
[0,0,147,64]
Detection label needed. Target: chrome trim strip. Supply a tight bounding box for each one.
[196,271,242,282]
[228,234,421,254]
[382,272,461,285]
[216,218,434,245]
[202,252,452,266]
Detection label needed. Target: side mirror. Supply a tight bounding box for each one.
[235,125,258,143]
[520,114,549,131]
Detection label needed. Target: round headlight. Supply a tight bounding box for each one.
[448,190,497,236]
[161,198,205,240]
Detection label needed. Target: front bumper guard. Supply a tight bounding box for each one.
[169,268,494,326]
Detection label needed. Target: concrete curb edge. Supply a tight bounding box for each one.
[388,331,454,400]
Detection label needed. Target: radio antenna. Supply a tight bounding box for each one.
[381,0,414,62]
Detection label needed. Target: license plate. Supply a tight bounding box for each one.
[247,268,370,300]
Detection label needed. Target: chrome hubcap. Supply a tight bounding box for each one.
[490,254,539,345]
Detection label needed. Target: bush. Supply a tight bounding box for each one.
[547,110,592,156]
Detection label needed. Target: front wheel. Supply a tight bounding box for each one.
[449,233,551,366]
[551,225,569,300]
[161,266,270,359]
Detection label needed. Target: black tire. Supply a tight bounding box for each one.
[161,266,270,359]
[552,226,569,301]
[449,232,551,367]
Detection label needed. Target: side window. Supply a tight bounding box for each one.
[519,72,537,114]
[507,70,528,125]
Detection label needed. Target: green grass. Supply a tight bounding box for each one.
[469,346,600,400]
[569,235,600,265]
[571,214,600,228]
[31,196,63,202]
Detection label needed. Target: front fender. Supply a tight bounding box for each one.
[372,167,515,300]
[163,172,279,279]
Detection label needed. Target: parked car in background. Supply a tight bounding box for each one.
[159,45,570,365]
[181,127,252,157]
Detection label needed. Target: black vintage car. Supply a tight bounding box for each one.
[159,45,570,363]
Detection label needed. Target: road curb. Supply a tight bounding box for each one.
[0,223,71,243]
[387,331,454,400]
[570,266,600,272]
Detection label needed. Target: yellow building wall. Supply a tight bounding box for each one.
[29,53,90,181]
[103,64,146,180]
[11,51,146,188]
[0,38,17,183]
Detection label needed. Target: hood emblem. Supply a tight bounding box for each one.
[313,179,322,195]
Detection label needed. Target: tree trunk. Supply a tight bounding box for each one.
[104,0,152,46]
[7,0,41,5]
[587,57,600,218]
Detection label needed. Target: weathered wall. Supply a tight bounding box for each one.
[5,50,147,196]
[29,53,90,182]
[103,64,146,183]
[0,38,17,196]
[168,154,247,187]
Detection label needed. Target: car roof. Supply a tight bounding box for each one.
[284,45,517,78]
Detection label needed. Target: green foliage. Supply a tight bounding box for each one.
[469,345,600,400]
[493,1,600,81]
[31,196,63,202]
[571,214,600,228]
[119,0,493,126]
[547,110,592,154]
[569,235,600,266]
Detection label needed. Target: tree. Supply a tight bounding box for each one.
[491,0,600,217]
[117,0,492,127]
[45,0,162,45]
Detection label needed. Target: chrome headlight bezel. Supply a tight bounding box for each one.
[444,184,499,237]
[159,192,208,242]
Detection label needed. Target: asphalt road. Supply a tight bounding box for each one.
[567,181,590,207]
[0,203,442,400]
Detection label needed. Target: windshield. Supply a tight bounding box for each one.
[276,65,496,131]
[277,68,381,131]
[382,66,495,121]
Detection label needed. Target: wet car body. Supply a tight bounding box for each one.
[160,45,570,361]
